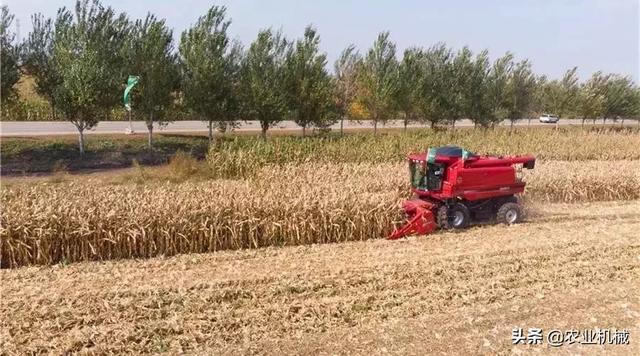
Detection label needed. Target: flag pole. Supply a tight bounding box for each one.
[128,108,133,134]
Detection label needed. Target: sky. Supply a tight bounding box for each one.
[3,0,639,82]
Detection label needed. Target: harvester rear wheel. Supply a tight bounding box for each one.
[437,203,470,230]
[496,202,523,225]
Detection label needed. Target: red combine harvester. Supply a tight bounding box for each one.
[389,146,535,240]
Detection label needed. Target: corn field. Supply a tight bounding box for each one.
[207,127,640,178]
[2,159,639,268]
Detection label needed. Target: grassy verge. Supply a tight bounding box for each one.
[0,133,208,175]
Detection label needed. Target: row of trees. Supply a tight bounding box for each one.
[2,1,640,153]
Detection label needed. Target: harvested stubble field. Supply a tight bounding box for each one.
[1,201,639,354]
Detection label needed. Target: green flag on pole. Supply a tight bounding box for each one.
[123,75,140,111]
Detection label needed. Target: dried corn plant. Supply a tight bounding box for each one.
[207,128,640,178]
[2,160,639,267]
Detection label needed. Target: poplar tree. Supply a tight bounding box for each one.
[355,32,399,134]
[180,6,240,144]
[52,0,129,154]
[284,26,336,136]
[126,14,179,147]
[239,29,289,141]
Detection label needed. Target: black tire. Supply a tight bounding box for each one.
[496,202,523,225]
[437,203,470,230]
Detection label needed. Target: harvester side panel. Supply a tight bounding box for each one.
[453,166,516,192]
[459,184,525,201]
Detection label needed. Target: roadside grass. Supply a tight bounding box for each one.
[113,152,212,185]
[0,133,209,174]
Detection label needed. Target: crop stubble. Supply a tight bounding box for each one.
[1,200,639,354]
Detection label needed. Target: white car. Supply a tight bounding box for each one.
[539,114,559,123]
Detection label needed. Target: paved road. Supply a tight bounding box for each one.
[0,119,631,136]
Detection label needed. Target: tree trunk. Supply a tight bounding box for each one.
[128,110,134,134]
[208,121,214,145]
[603,117,606,125]
[451,120,456,130]
[302,124,306,137]
[430,121,435,129]
[528,117,531,126]
[77,127,85,156]
[147,121,154,148]
[581,117,585,128]
[621,117,625,127]
[373,120,378,135]
[260,121,268,142]
[510,120,514,130]
[340,117,344,136]
[403,118,408,132]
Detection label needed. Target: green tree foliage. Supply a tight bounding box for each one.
[355,32,399,134]
[541,67,579,128]
[602,74,637,124]
[417,44,458,128]
[179,6,241,143]
[529,75,548,124]
[396,48,423,130]
[15,6,640,134]
[414,45,492,129]
[505,59,536,128]
[126,14,179,147]
[576,72,606,126]
[448,46,478,128]
[1,5,20,103]
[633,88,640,125]
[284,26,336,136]
[333,45,360,135]
[52,0,129,154]
[484,53,514,128]
[23,13,59,117]
[239,29,289,141]
[465,50,491,127]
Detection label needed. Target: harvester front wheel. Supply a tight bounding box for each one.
[437,203,470,230]
[496,202,523,225]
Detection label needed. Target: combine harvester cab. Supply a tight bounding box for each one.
[389,146,535,240]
